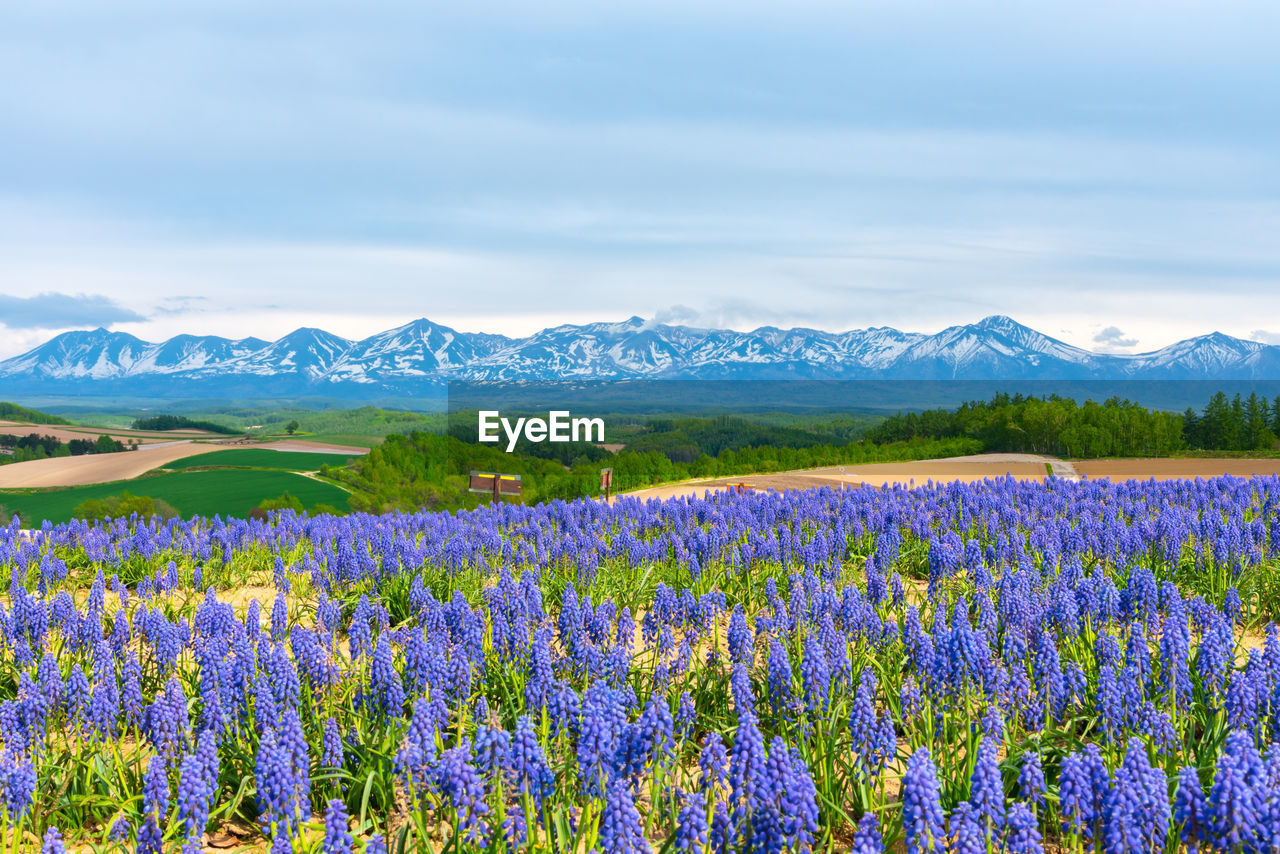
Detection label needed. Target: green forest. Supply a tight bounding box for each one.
[0,432,131,464]
[130,414,241,435]
[334,390,1280,512]
[869,390,1280,457]
[0,402,70,425]
[329,431,980,513]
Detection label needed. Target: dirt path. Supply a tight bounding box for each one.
[1049,458,1080,480]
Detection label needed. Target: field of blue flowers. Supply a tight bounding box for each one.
[6,474,1280,853]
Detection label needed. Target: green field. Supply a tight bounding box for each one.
[35,404,445,445]
[161,448,361,471]
[0,469,350,525]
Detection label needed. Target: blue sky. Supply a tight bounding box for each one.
[1,0,1278,357]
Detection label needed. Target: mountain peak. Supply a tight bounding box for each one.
[282,326,335,338]
[973,315,1026,331]
[0,316,1276,392]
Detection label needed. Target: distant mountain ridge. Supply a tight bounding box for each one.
[2,315,1278,400]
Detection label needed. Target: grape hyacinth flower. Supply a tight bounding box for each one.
[700,734,729,791]
[852,811,884,854]
[41,828,65,854]
[1,750,36,822]
[366,634,405,719]
[1206,730,1266,853]
[323,799,354,854]
[138,755,169,854]
[322,717,345,770]
[435,742,490,844]
[509,715,555,809]
[902,749,946,854]
[1005,802,1043,854]
[177,745,217,851]
[949,802,984,854]
[598,776,648,853]
[674,792,708,852]
[766,640,793,713]
[1105,738,1170,854]
[675,691,696,737]
[968,737,1005,830]
[800,633,831,712]
[256,726,300,839]
[109,817,131,842]
[1018,751,1046,809]
[1173,765,1207,853]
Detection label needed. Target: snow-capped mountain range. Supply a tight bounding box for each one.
[1,315,1278,401]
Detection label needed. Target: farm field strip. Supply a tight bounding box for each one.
[1,474,1278,852]
[160,449,362,472]
[0,441,215,488]
[0,419,216,444]
[0,468,351,523]
[625,454,1280,500]
[0,439,369,489]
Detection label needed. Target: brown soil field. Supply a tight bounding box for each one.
[622,454,1280,501]
[0,437,368,488]
[0,420,192,445]
[624,454,1057,501]
[1073,458,1280,481]
[0,442,215,488]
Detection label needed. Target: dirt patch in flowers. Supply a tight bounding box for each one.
[220,584,285,614]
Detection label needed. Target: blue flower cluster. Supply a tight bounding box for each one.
[0,474,1278,852]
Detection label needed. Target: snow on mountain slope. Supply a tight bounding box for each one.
[1,315,1277,396]
[326,318,509,383]
[1122,332,1275,378]
[211,328,355,378]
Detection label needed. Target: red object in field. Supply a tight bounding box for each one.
[731,482,755,494]
[600,467,613,500]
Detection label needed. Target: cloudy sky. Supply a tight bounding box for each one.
[1,0,1278,359]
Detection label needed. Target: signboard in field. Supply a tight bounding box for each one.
[468,471,522,498]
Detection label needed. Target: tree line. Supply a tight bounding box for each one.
[869,391,1280,457]
[330,390,1280,514]
[1182,392,1280,452]
[131,414,241,435]
[328,431,980,513]
[0,401,69,425]
[0,432,132,464]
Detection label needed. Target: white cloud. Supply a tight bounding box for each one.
[0,291,145,329]
[1092,326,1138,348]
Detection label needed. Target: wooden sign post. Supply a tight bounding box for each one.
[600,467,613,501]
[468,471,522,502]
